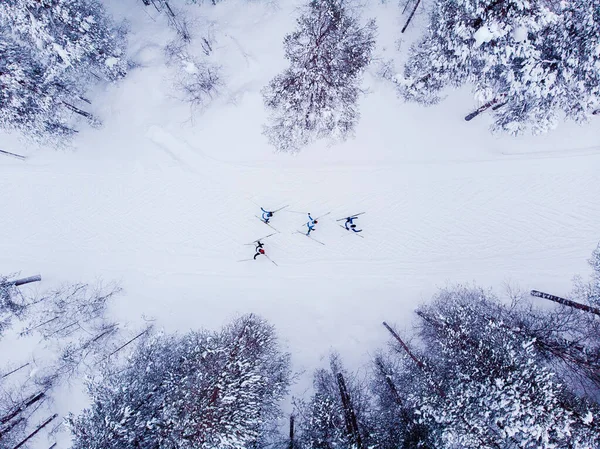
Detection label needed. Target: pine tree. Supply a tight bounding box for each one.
[0,36,74,139]
[401,0,600,134]
[413,286,600,448]
[0,0,127,141]
[0,275,25,338]
[573,242,600,308]
[262,0,376,152]
[295,353,374,449]
[370,354,436,449]
[68,314,291,449]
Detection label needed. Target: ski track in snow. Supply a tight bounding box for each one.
[2,106,600,449]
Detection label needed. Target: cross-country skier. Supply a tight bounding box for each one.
[344,216,362,233]
[261,207,274,224]
[306,213,318,236]
[254,241,265,260]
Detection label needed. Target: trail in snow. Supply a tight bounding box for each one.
[1,2,600,447]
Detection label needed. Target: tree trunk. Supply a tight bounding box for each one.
[13,275,41,286]
[0,416,24,439]
[336,373,363,449]
[289,415,294,449]
[0,149,26,160]
[382,322,426,369]
[61,102,94,120]
[374,357,402,405]
[104,326,151,360]
[1,363,30,380]
[164,1,176,18]
[12,414,57,449]
[531,290,600,317]
[1,391,46,425]
[401,0,422,33]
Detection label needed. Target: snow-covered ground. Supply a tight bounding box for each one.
[1,0,600,445]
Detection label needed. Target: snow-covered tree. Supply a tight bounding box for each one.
[0,276,25,338]
[68,314,291,449]
[165,39,221,109]
[548,0,600,123]
[142,0,191,42]
[1,277,122,448]
[573,242,600,308]
[294,353,375,449]
[0,0,127,141]
[370,353,436,449]
[520,243,600,398]
[412,286,600,448]
[401,0,600,134]
[262,0,376,152]
[0,36,75,139]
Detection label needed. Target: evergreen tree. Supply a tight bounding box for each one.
[550,0,600,124]
[0,36,74,138]
[0,275,25,338]
[573,242,600,308]
[68,314,291,449]
[262,0,376,152]
[412,287,600,448]
[295,353,374,449]
[401,0,600,134]
[0,0,127,141]
[371,353,436,449]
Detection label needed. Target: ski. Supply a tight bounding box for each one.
[464,98,501,121]
[295,231,325,245]
[339,224,364,238]
[238,255,277,265]
[264,254,278,266]
[255,216,279,232]
[336,212,365,222]
[314,211,331,221]
[244,233,277,245]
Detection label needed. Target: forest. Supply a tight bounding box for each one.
[1,0,599,448]
[2,245,600,448]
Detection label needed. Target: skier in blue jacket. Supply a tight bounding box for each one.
[344,216,362,233]
[306,213,318,236]
[261,207,274,224]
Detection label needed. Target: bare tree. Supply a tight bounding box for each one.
[0,278,124,448]
[165,39,221,110]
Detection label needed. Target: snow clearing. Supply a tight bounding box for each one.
[1,1,599,447]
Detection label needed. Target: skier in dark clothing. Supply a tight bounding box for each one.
[261,207,274,224]
[344,216,362,233]
[254,241,266,259]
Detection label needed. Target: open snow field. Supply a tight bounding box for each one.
[1,1,600,442]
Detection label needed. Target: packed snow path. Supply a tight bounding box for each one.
[2,125,599,374]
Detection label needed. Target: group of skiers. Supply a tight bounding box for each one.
[246,207,364,264]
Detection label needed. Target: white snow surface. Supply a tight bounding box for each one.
[513,25,528,42]
[473,25,496,47]
[1,1,600,446]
